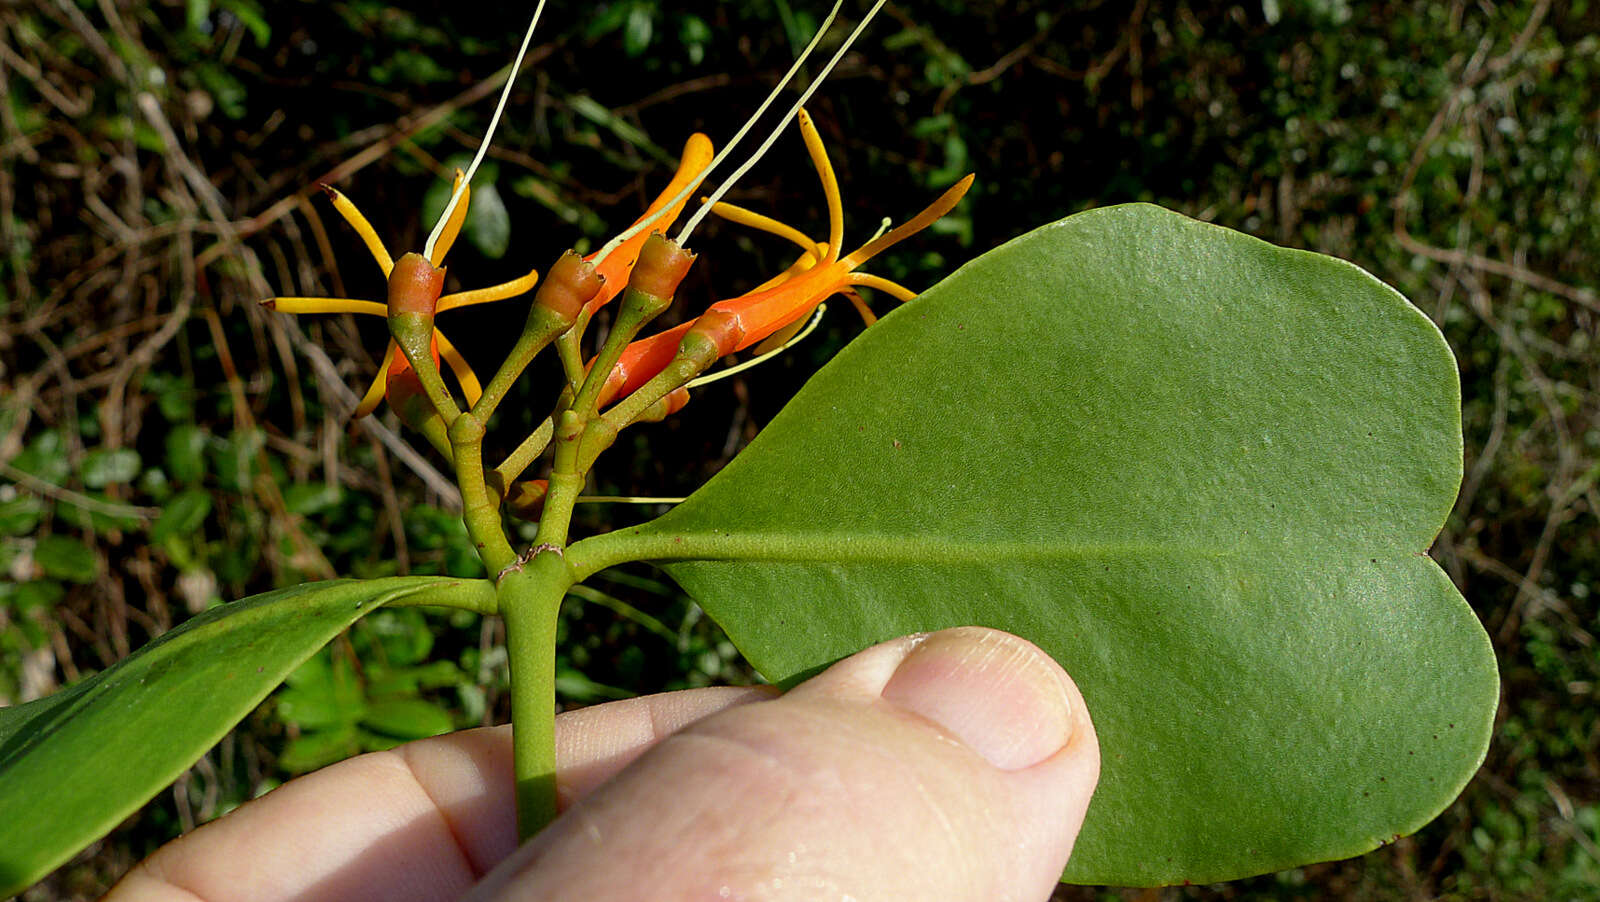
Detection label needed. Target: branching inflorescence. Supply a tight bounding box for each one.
[258,0,971,837]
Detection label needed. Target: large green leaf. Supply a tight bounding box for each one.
[600,204,1498,885]
[0,576,490,896]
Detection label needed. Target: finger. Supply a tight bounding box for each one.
[468,627,1099,902]
[105,686,771,902]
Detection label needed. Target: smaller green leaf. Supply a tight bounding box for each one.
[677,14,710,64]
[623,3,654,56]
[216,0,270,46]
[278,725,362,775]
[11,432,68,485]
[466,183,511,260]
[360,608,435,667]
[151,490,211,545]
[148,373,197,422]
[186,0,212,31]
[275,656,366,731]
[165,425,208,484]
[283,483,343,516]
[0,576,489,896]
[31,536,97,584]
[358,730,406,753]
[368,660,465,697]
[0,497,43,536]
[362,698,454,740]
[1,580,64,614]
[584,1,631,38]
[555,668,634,702]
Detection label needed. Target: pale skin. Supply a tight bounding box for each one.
[107,627,1099,902]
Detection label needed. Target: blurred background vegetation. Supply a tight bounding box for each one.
[0,0,1595,898]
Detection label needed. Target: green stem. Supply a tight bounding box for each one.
[491,415,555,489]
[497,552,574,838]
[557,315,591,392]
[536,471,585,548]
[600,357,704,432]
[390,315,463,425]
[447,412,516,574]
[570,297,659,420]
[473,305,571,423]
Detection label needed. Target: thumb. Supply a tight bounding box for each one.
[470,626,1099,901]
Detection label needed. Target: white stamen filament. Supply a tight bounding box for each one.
[576,495,687,505]
[676,0,888,247]
[590,0,845,268]
[422,1,548,261]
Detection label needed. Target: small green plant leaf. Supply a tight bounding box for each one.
[78,448,141,488]
[0,497,44,536]
[278,724,362,775]
[466,182,511,260]
[31,535,98,584]
[151,488,211,544]
[362,698,455,740]
[164,424,209,484]
[610,204,1498,886]
[0,576,488,896]
[275,654,367,731]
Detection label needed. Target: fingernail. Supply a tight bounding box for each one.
[880,627,1073,771]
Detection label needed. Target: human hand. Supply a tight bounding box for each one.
[107,626,1098,901]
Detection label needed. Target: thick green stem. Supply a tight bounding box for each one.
[570,297,660,420]
[536,471,585,548]
[557,316,590,392]
[447,412,515,574]
[473,305,571,423]
[498,553,574,838]
[491,415,555,491]
[390,313,463,426]
[601,356,705,432]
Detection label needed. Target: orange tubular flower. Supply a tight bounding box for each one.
[583,133,715,316]
[598,109,974,407]
[262,171,539,418]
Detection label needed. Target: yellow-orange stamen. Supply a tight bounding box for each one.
[354,341,399,418]
[321,184,394,278]
[796,110,843,260]
[429,170,471,267]
[709,201,819,256]
[435,329,482,406]
[265,297,387,316]
[844,174,975,268]
[849,272,917,303]
[438,268,540,313]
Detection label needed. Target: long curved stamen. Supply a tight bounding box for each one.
[849,272,917,302]
[796,109,844,260]
[843,173,975,267]
[321,185,394,278]
[354,342,399,418]
[710,201,818,254]
[591,0,846,268]
[677,0,889,246]
[423,0,547,261]
[264,297,388,316]
[841,288,877,326]
[429,170,471,267]
[438,268,540,312]
[434,329,482,405]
